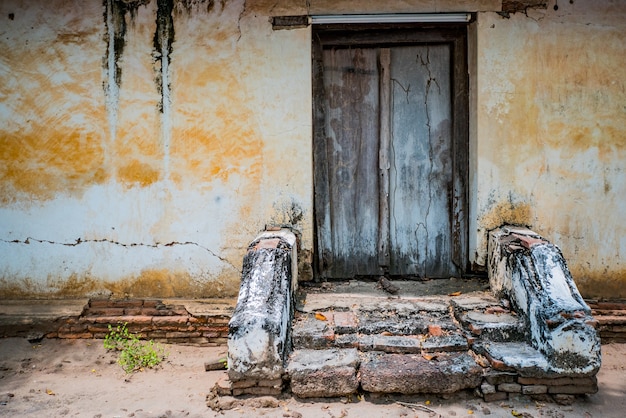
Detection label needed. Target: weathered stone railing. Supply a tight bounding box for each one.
[488,226,601,377]
[227,229,297,396]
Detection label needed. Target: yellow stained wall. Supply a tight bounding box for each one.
[473,2,626,298]
[0,0,313,298]
[0,0,625,299]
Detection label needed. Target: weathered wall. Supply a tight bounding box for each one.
[473,1,626,298]
[1,0,624,299]
[0,0,312,298]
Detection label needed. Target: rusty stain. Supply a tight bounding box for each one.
[117,160,161,187]
[0,129,108,203]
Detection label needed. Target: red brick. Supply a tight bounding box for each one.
[143,300,160,308]
[166,331,201,339]
[88,307,125,316]
[231,379,257,389]
[428,324,443,337]
[58,332,93,339]
[170,308,190,316]
[111,300,144,308]
[186,337,210,345]
[138,308,159,316]
[89,299,113,308]
[123,308,143,316]
[123,315,154,325]
[69,324,89,332]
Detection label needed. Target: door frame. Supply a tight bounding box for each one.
[312,23,470,279]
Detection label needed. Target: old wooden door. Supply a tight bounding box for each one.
[313,26,469,280]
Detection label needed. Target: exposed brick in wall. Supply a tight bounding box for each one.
[50,299,231,346]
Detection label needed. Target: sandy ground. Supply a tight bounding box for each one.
[0,338,624,418]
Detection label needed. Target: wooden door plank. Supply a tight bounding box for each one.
[319,47,381,278]
[451,36,469,272]
[312,35,333,276]
[378,48,391,269]
[388,45,455,278]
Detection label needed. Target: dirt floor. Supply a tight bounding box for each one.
[0,338,624,418]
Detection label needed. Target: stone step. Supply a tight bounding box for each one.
[285,348,483,397]
[286,348,360,398]
[360,351,483,394]
[292,311,470,354]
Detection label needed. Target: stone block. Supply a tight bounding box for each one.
[360,352,482,394]
[291,313,335,349]
[480,382,496,395]
[357,311,431,335]
[483,371,518,385]
[422,334,468,353]
[457,311,525,342]
[335,333,358,348]
[358,334,422,354]
[498,383,522,393]
[287,348,359,398]
[522,385,548,395]
[477,342,553,377]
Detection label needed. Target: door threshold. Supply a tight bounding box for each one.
[300,276,489,298]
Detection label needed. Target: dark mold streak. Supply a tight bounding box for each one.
[154,0,175,113]
[103,0,149,93]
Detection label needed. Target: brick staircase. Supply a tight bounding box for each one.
[284,281,598,402]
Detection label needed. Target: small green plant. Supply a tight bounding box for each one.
[103,323,167,373]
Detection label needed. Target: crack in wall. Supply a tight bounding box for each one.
[1,237,234,267]
[236,0,247,42]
